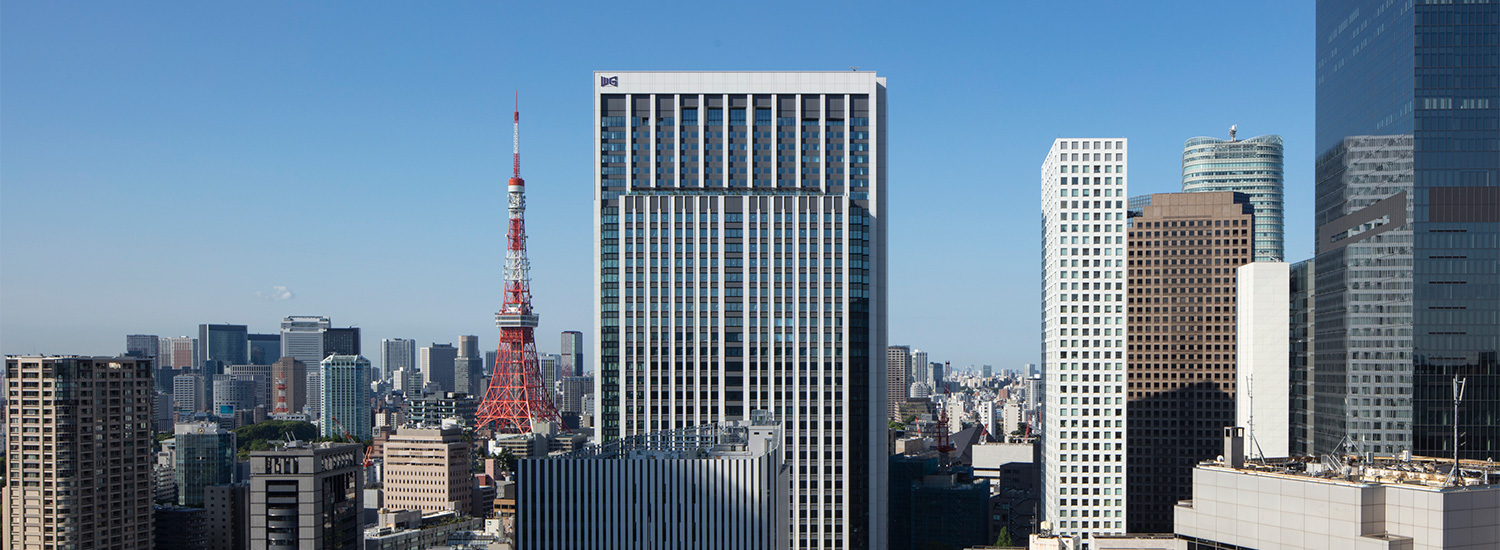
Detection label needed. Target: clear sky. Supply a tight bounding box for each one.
[1,1,1314,372]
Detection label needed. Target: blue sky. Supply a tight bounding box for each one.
[0,1,1314,372]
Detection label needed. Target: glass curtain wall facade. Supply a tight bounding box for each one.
[381,338,417,384]
[1040,138,1130,539]
[247,333,280,365]
[593,71,887,550]
[1289,258,1316,457]
[1314,0,1498,458]
[1181,134,1286,262]
[199,324,249,373]
[319,355,371,440]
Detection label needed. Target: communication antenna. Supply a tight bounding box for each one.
[1447,375,1467,486]
[1229,124,1238,141]
[1245,372,1267,463]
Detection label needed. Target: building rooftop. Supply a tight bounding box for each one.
[250,440,361,453]
[1200,454,1500,491]
[557,415,779,461]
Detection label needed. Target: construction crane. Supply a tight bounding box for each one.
[935,386,956,461]
[329,415,375,469]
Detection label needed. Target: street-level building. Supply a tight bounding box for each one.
[517,419,785,550]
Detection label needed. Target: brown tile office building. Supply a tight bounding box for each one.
[1123,192,1253,533]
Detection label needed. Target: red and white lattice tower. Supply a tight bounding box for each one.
[475,96,566,434]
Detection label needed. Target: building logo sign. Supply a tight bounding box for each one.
[600,76,618,87]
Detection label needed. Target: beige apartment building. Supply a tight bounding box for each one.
[380,427,472,514]
[3,356,155,550]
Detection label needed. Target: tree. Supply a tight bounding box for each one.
[889,420,906,431]
[232,420,318,459]
[497,449,518,472]
[995,526,1013,547]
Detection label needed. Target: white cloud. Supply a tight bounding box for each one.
[256,285,294,301]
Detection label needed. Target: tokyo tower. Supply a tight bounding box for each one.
[475,97,566,433]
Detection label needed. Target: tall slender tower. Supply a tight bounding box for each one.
[1041,137,1129,540]
[476,98,565,433]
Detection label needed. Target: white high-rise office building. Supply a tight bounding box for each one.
[280,316,330,365]
[282,316,329,417]
[1040,137,1129,538]
[381,338,417,383]
[560,330,584,377]
[910,349,928,386]
[593,71,887,550]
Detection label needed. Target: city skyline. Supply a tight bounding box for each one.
[0,2,1317,371]
[3,2,1497,550]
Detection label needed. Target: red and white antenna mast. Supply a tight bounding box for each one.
[476,94,566,433]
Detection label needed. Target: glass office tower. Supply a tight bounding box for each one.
[1314,0,1498,458]
[1181,134,1285,262]
[593,71,887,550]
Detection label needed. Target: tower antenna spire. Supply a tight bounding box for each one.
[513,92,521,179]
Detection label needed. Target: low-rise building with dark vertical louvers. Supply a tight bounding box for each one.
[517,418,787,550]
[248,441,363,550]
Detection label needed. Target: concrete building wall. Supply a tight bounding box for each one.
[1175,463,1500,550]
[1236,262,1291,459]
